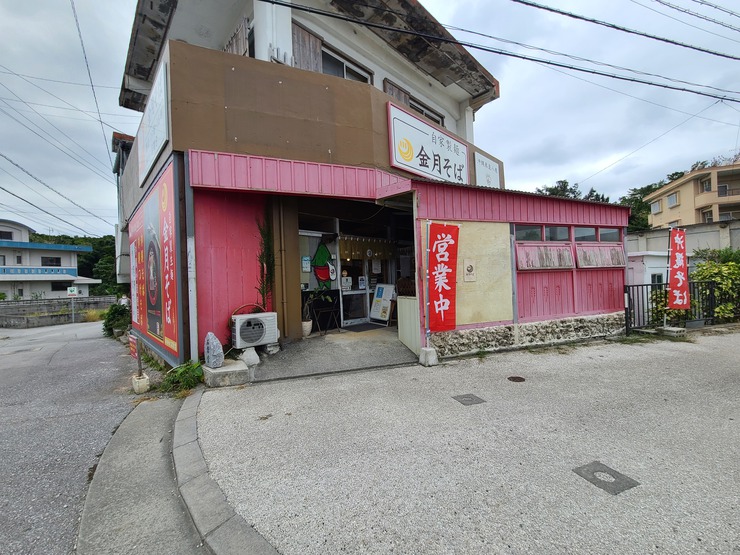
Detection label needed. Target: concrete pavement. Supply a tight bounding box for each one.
[194,330,740,554]
[75,326,740,554]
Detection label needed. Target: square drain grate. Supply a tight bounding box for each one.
[573,461,640,495]
[452,394,485,406]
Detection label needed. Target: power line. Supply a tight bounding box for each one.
[0,64,130,134]
[687,0,740,20]
[629,0,740,42]
[0,82,111,173]
[69,0,113,168]
[0,104,116,184]
[0,151,115,227]
[265,0,740,103]
[0,96,140,118]
[0,183,98,236]
[0,165,85,221]
[579,101,720,184]
[510,0,740,58]
[539,62,739,127]
[444,23,740,96]
[650,0,740,33]
[0,68,150,92]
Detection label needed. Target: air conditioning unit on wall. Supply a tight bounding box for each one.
[232,312,279,348]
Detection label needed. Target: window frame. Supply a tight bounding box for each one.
[574,227,597,242]
[650,200,662,214]
[515,224,543,242]
[321,47,371,84]
[599,228,621,242]
[41,256,62,267]
[0,230,12,240]
[702,210,714,224]
[667,192,679,208]
[700,178,711,192]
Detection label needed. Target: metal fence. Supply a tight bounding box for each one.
[624,281,734,334]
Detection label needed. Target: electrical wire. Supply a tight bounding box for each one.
[0,82,111,173]
[0,151,115,226]
[69,0,113,168]
[0,96,140,118]
[538,62,739,127]
[578,101,720,184]
[650,0,740,33]
[629,0,740,42]
[510,0,740,56]
[0,104,115,184]
[0,183,99,236]
[687,0,740,20]
[265,0,740,103]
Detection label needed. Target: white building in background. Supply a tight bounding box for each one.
[0,220,101,300]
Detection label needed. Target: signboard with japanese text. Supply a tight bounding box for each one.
[428,222,459,332]
[388,103,469,184]
[474,152,502,189]
[667,228,690,309]
[128,161,181,362]
[138,62,169,185]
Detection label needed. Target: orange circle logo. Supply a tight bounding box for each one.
[398,138,413,162]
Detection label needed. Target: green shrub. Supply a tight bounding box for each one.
[84,309,106,322]
[692,261,740,322]
[159,361,203,393]
[102,303,131,336]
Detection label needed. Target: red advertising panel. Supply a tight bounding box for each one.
[667,228,690,310]
[428,222,459,331]
[129,162,180,359]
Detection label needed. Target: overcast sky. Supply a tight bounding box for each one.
[0,0,738,238]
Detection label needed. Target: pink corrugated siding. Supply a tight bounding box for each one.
[517,271,575,321]
[189,150,410,199]
[415,182,628,226]
[193,189,267,352]
[575,269,624,314]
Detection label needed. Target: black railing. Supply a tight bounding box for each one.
[624,281,737,334]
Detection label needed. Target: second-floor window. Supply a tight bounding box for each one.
[667,192,679,208]
[321,48,370,83]
[0,230,12,240]
[651,200,662,214]
[41,256,62,267]
[700,178,711,192]
[384,79,445,126]
[0,255,5,265]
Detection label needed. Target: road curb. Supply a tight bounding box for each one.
[173,387,278,555]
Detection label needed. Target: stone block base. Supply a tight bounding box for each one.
[430,312,625,358]
[203,359,250,388]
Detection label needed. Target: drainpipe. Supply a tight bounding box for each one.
[279,199,289,338]
[184,153,199,362]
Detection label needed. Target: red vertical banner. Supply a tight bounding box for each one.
[667,228,690,309]
[428,222,459,331]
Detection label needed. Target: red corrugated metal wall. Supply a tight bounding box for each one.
[517,271,575,321]
[194,189,266,350]
[416,182,628,226]
[575,269,624,314]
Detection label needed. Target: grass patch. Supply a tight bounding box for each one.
[84,308,106,322]
[158,361,203,393]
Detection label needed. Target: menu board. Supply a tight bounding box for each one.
[370,284,395,322]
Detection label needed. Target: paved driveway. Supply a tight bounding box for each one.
[0,322,135,554]
[199,331,740,554]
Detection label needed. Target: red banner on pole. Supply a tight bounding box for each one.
[667,228,690,309]
[428,223,459,331]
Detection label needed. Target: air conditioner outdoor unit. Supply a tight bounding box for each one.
[232,312,279,348]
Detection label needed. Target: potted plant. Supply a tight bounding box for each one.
[302,288,331,337]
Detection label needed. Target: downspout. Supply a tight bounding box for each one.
[279,199,289,337]
[184,152,199,362]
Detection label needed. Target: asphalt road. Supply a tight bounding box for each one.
[0,322,136,555]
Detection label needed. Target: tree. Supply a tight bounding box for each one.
[536,179,582,199]
[618,181,663,232]
[582,187,610,203]
[666,171,685,182]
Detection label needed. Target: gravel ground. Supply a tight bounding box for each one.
[198,332,740,555]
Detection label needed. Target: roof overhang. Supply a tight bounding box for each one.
[119,0,498,112]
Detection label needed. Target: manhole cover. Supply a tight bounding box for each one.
[452,394,485,406]
[507,376,525,382]
[573,461,640,495]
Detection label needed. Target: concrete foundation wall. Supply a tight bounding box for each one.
[430,312,625,357]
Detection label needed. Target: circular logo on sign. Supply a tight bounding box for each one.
[398,138,414,162]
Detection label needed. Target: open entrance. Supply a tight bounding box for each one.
[297,195,414,333]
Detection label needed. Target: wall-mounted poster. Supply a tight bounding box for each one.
[129,161,181,363]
